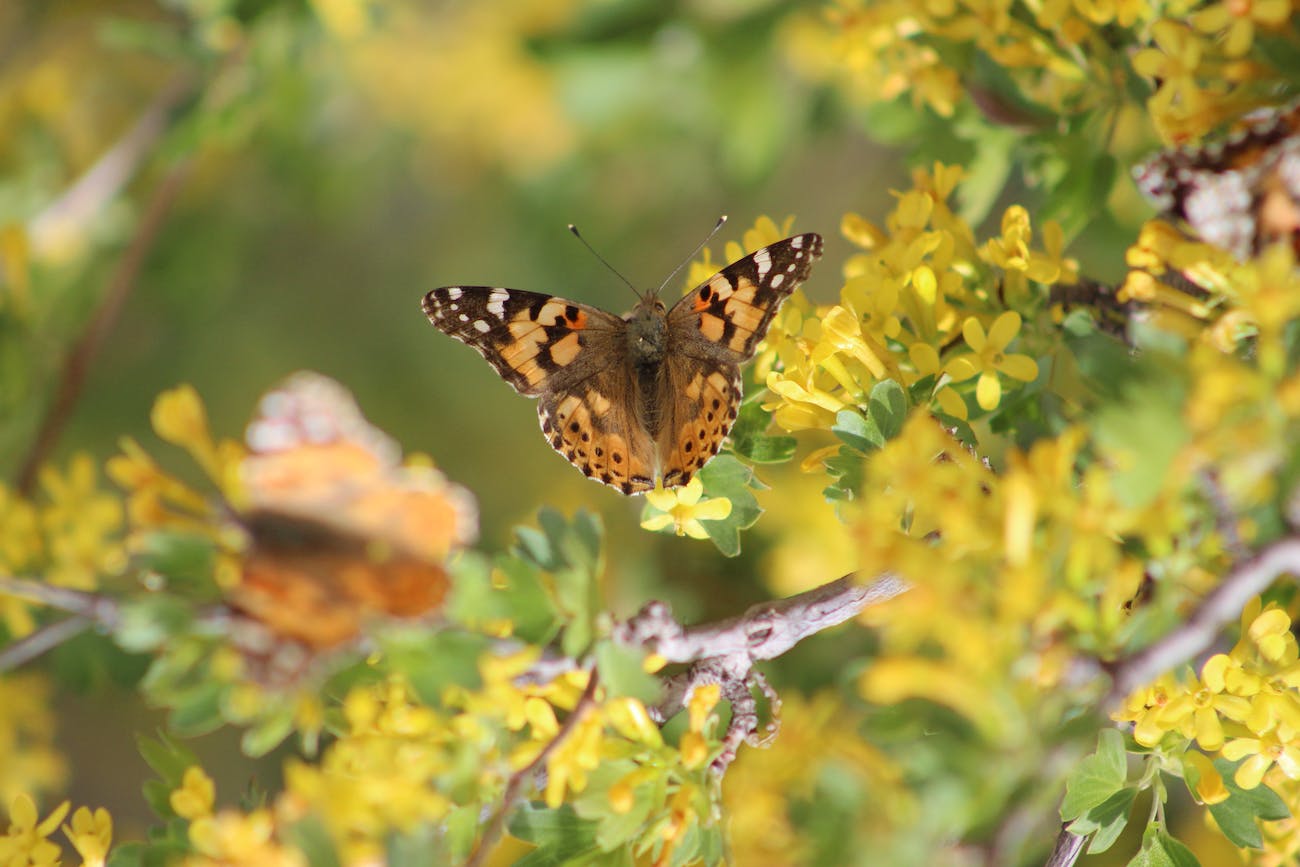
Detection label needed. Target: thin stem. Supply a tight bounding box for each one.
[464,666,601,867]
[16,160,191,494]
[0,615,92,672]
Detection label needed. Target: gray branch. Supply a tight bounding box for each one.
[612,571,909,769]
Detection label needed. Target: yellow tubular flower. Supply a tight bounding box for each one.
[1182,751,1230,805]
[62,806,112,867]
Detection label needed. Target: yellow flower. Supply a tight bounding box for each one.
[1182,750,1230,805]
[1191,0,1289,56]
[38,453,125,591]
[62,806,112,867]
[187,808,304,867]
[642,478,732,540]
[1222,728,1300,789]
[150,385,238,491]
[171,766,216,821]
[1155,661,1251,751]
[1,794,70,867]
[945,312,1039,411]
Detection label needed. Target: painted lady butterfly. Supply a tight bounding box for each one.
[1134,101,1300,259]
[232,372,477,650]
[422,232,823,495]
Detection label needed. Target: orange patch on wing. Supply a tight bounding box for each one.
[549,332,584,366]
[699,313,726,342]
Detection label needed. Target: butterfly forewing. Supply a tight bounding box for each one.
[667,232,823,362]
[422,286,623,396]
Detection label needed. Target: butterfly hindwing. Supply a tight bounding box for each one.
[668,233,824,362]
[656,358,743,489]
[422,287,622,396]
[538,371,659,495]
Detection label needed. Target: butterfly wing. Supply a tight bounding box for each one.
[653,234,823,486]
[665,233,823,363]
[423,286,659,493]
[422,286,625,395]
[237,373,475,649]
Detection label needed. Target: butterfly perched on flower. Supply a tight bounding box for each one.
[421,231,823,495]
[232,373,477,651]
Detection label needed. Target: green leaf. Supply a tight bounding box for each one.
[1066,787,1136,854]
[832,409,880,452]
[867,377,907,440]
[240,703,296,757]
[115,597,195,653]
[1094,383,1188,508]
[510,804,601,866]
[1207,757,1292,848]
[593,640,661,704]
[729,401,797,464]
[1061,728,1128,821]
[137,732,201,786]
[1128,830,1202,867]
[281,816,342,867]
[166,682,225,738]
[697,454,762,557]
[383,629,489,706]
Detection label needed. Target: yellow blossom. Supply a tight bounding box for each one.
[945,312,1039,411]
[187,808,304,867]
[62,806,111,867]
[1191,0,1290,56]
[641,478,732,540]
[1,795,70,867]
[1182,750,1229,805]
[171,766,216,821]
[37,453,125,590]
[1223,728,1300,789]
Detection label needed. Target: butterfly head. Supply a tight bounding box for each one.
[625,293,669,365]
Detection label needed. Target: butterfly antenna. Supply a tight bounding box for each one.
[568,223,641,299]
[655,214,728,296]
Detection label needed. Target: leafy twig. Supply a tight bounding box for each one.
[464,666,601,867]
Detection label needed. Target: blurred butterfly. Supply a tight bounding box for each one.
[229,372,476,652]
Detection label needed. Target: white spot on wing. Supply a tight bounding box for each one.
[754,247,771,278]
[770,273,784,288]
[791,236,804,249]
[446,287,463,300]
[473,319,491,333]
[486,288,510,318]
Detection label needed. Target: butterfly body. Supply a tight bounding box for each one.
[423,233,823,494]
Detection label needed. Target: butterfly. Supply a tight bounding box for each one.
[1134,100,1300,259]
[232,372,477,651]
[421,232,823,495]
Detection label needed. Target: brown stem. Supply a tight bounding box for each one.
[464,666,601,867]
[16,160,191,494]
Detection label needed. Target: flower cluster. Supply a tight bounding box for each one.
[153,654,727,867]
[755,167,1056,436]
[1116,599,1300,796]
[0,453,124,637]
[815,0,1292,144]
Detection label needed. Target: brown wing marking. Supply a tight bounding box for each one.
[538,381,657,495]
[656,360,742,489]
